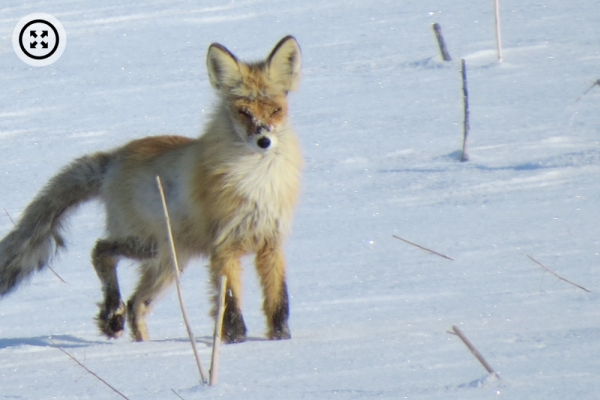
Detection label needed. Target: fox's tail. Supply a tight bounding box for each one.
[0,152,112,296]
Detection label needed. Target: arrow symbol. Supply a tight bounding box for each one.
[41,41,48,49]
[30,30,38,38]
[30,41,38,49]
[41,31,48,38]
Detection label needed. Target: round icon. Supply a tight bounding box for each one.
[13,13,66,67]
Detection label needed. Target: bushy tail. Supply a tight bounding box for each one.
[0,152,112,296]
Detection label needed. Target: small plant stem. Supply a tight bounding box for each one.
[460,59,470,162]
[209,275,227,386]
[494,0,503,62]
[449,326,500,379]
[432,23,452,61]
[575,79,600,102]
[527,255,591,293]
[49,338,129,399]
[156,176,208,384]
[392,235,454,261]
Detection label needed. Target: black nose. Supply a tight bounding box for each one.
[257,137,271,149]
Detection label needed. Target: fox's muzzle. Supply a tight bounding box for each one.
[251,123,273,149]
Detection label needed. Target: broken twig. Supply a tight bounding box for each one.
[49,338,129,399]
[527,255,591,293]
[392,235,454,261]
[449,325,500,379]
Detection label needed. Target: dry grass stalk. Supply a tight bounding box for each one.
[460,59,470,162]
[432,23,452,61]
[392,235,454,261]
[49,337,129,399]
[170,389,185,399]
[156,176,208,384]
[209,275,228,386]
[494,0,503,62]
[527,255,591,293]
[575,79,600,102]
[449,325,500,379]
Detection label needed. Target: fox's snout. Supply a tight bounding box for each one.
[253,123,273,149]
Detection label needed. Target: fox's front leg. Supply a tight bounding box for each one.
[210,251,247,343]
[255,241,291,340]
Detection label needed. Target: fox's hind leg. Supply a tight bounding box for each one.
[92,237,155,339]
[210,250,247,343]
[255,241,291,340]
[127,255,180,342]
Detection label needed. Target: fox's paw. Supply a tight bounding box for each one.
[222,309,247,344]
[96,301,127,339]
[268,323,291,341]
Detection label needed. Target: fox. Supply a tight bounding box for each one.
[0,36,303,344]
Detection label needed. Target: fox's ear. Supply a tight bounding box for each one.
[267,35,302,92]
[207,43,242,91]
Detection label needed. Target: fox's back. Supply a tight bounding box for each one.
[100,136,197,246]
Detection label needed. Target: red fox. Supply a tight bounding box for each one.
[0,36,303,343]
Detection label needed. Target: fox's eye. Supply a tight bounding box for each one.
[271,108,282,116]
[238,110,252,119]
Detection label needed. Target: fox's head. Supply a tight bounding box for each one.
[206,36,301,153]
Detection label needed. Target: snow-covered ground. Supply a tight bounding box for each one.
[1,1,600,398]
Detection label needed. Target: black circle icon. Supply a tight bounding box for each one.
[19,19,60,60]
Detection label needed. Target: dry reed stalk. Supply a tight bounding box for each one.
[156,176,208,384]
[527,255,591,293]
[449,326,500,379]
[209,275,227,386]
[392,235,454,261]
[49,337,129,399]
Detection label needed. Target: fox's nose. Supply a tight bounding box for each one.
[257,137,271,149]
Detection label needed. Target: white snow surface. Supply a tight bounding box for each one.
[1,1,600,399]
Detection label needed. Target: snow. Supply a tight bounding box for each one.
[1,0,600,398]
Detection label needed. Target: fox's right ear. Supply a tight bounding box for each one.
[267,35,302,92]
[207,43,242,91]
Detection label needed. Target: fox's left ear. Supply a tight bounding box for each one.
[207,43,242,92]
[267,35,302,92]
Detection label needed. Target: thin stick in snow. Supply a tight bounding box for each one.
[494,0,503,62]
[392,235,454,261]
[170,389,186,400]
[527,255,591,293]
[3,208,15,225]
[575,79,600,102]
[209,275,227,386]
[156,176,208,384]
[432,23,452,61]
[49,338,130,399]
[460,59,470,162]
[3,208,67,284]
[449,326,500,379]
